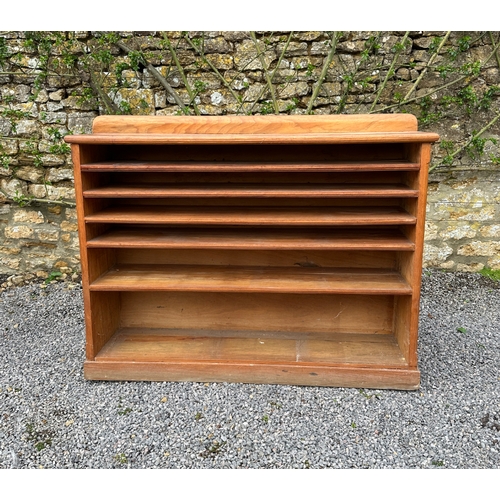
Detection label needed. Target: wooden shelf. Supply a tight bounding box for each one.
[67,114,438,389]
[66,131,440,145]
[90,264,412,294]
[80,160,421,173]
[95,328,408,367]
[85,206,416,226]
[83,183,419,199]
[87,227,415,251]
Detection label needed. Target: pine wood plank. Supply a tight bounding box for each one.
[117,248,398,269]
[80,160,421,172]
[119,292,394,334]
[89,264,412,294]
[85,206,416,226]
[84,360,420,389]
[95,328,407,367]
[91,114,419,135]
[83,183,419,198]
[87,228,415,251]
[65,131,440,145]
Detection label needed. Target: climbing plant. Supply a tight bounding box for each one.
[0,30,499,208]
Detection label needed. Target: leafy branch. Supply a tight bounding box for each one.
[250,32,279,114]
[370,31,410,111]
[307,31,339,114]
[115,39,188,113]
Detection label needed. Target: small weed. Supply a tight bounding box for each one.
[25,422,53,452]
[479,267,500,281]
[45,271,62,284]
[114,453,127,464]
[117,397,133,415]
[351,422,357,429]
[358,389,380,400]
[200,440,226,458]
[195,412,203,421]
[262,414,269,423]
[457,327,467,334]
[260,101,273,115]
[432,459,444,466]
[304,459,311,469]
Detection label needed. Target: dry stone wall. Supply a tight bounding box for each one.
[0,31,499,279]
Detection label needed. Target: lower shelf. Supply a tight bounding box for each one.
[90,265,412,294]
[85,328,420,389]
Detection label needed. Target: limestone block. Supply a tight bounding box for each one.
[458,241,500,257]
[13,210,44,224]
[484,68,500,85]
[35,229,59,241]
[480,225,500,238]
[210,92,224,106]
[310,41,330,56]
[318,83,343,97]
[0,257,20,270]
[296,32,322,41]
[277,82,309,99]
[235,40,276,71]
[48,205,62,215]
[423,243,453,266]
[34,90,49,103]
[47,101,64,112]
[412,37,434,49]
[0,139,18,155]
[41,112,67,124]
[40,154,66,167]
[67,113,95,134]
[15,166,44,183]
[114,89,155,115]
[49,90,65,101]
[202,38,233,54]
[28,184,47,198]
[424,221,439,240]
[439,224,476,240]
[154,91,167,108]
[0,245,21,255]
[1,178,28,197]
[0,117,12,136]
[46,168,74,183]
[5,225,34,239]
[45,185,75,200]
[65,208,77,220]
[337,40,366,53]
[487,255,500,269]
[277,42,308,56]
[204,54,234,70]
[15,120,40,137]
[222,32,249,42]
[60,221,78,232]
[243,83,266,102]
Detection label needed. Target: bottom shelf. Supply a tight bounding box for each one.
[86,328,420,389]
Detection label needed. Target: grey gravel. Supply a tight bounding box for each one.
[0,270,498,469]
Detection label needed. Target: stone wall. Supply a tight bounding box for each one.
[0,31,499,278]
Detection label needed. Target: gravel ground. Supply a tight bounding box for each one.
[0,269,498,469]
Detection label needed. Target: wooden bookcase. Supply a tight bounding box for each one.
[65,115,439,389]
